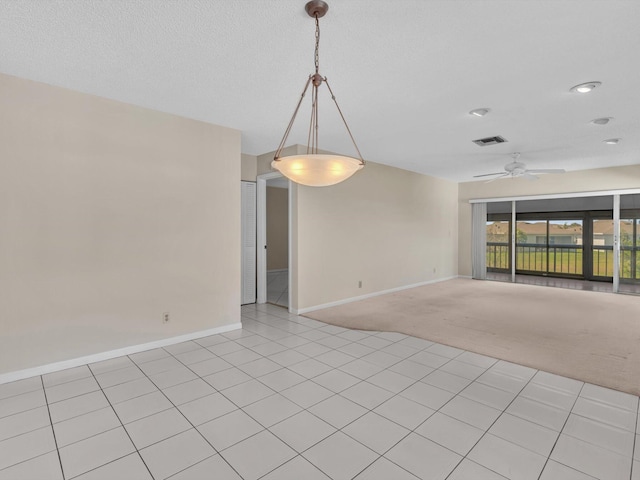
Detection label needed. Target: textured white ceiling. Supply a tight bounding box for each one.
[1,0,639,182]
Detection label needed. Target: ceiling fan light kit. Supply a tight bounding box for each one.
[270,0,365,187]
[473,152,566,182]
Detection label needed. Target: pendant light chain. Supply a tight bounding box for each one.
[273,1,365,172]
[307,83,317,155]
[310,13,320,154]
[314,14,320,74]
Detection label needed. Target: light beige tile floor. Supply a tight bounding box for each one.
[267,270,288,307]
[0,302,639,479]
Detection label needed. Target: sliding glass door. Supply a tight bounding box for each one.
[515,219,583,276]
[481,194,640,295]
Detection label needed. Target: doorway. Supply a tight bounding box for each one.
[256,172,291,310]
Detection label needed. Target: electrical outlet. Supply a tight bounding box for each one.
[163,312,170,323]
[358,280,362,288]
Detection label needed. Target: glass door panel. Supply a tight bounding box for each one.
[592,219,614,278]
[548,220,583,275]
[619,218,640,294]
[516,220,547,273]
[620,219,639,281]
[636,219,640,280]
[486,221,510,271]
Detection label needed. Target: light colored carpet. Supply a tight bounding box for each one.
[304,278,640,395]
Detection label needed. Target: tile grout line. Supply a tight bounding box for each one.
[77,361,156,480]
[248,305,634,478]
[6,305,638,480]
[438,363,543,480]
[54,339,590,479]
[287,320,502,478]
[535,381,586,480]
[333,356,492,478]
[40,375,67,480]
[553,386,639,454]
[243,316,464,479]
[165,349,383,479]
[629,402,639,480]
[145,346,256,479]
[86,361,223,478]
[56,371,224,478]
[0,381,46,402]
[161,312,415,479]
[153,321,381,478]
[0,405,54,444]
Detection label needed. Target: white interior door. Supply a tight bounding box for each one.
[241,181,256,304]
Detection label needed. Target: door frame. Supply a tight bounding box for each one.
[256,172,292,310]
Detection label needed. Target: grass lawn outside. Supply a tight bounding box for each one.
[486,245,640,279]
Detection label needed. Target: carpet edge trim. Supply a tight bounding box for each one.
[293,275,460,314]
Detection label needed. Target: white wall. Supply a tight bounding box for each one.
[295,156,459,312]
[0,73,241,374]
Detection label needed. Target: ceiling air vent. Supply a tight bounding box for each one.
[472,135,508,147]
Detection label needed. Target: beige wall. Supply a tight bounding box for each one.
[241,153,257,181]
[0,73,241,374]
[266,187,289,271]
[295,157,459,311]
[458,164,640,276]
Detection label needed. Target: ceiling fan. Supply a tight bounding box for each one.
[473,153,566,182]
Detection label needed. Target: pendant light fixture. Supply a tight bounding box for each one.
[271,0,365,187]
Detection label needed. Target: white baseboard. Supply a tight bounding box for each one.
[0,322,242,386]
[458,275,473,279]
[294,276,458,315]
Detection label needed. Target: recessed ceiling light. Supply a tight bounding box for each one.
[469,108,490,117]
[570,81,602,93]
[590,117,613,125]
[603,138,620,144]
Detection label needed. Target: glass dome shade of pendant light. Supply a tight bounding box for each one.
[271,154,364,187]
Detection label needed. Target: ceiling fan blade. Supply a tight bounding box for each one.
[473,172,505,178]
[526,169,566,174]
[523,173,539,181]
[485,173,510,183]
